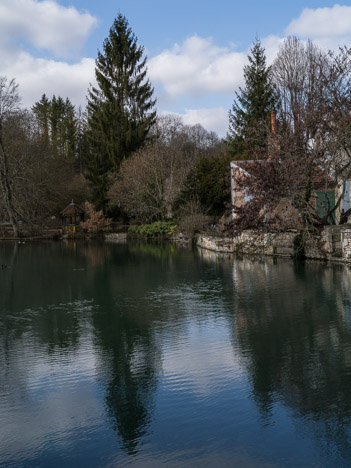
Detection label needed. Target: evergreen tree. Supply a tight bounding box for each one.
[75,106,88,174]
[50,95,63,149]
[32,95,77,162]
[227,39,277,157]
[32,94,50,144]
[86,13,156,209]
[62,98,77,162]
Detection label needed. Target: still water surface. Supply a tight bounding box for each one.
[1,241,351,467]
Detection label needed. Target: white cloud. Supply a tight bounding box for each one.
[151,34,286,137]
[149,6,351,115]
[0,0,97,58]
[286,4,351,40]
[3,1,351,135]
[2,52,96,108]
[148,35,247,98]
[171,107,228,137]
[149,34,286,136]
[0,0,97,107]
[162,332,244,397]
[261,35,285,64]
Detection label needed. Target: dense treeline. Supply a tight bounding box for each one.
[0,13,228,237]
[0,79,90,236]
[32,94,88,174]
[2,12,351,237]
[0,81,226,234]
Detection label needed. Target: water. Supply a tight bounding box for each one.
[1,241,351,467]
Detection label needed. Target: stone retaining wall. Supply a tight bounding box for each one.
[196,225,351,263]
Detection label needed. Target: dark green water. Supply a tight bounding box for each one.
[1,241,351,467]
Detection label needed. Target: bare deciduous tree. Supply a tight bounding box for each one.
[109,140,191,223]
[0,77,21,236]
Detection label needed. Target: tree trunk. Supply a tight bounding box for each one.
[0,134,19,237]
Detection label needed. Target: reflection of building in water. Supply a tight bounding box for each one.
[230,258,351,461]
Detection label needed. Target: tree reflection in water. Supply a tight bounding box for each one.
[229,256,351,461]
[2,241,351,465]
[93,309,160,454]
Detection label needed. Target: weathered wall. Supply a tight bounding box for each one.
[196,225,351,263]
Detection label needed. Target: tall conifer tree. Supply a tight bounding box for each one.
[32,94,77,162]
[32,94,50,144]
[86,13,156,209]
[227,39,277,157]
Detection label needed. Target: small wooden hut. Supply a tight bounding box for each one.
[61,200,84,230]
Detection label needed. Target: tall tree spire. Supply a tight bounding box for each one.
[227,39,277,158]
[86,13,157,209]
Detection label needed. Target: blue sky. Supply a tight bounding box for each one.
[1,1,351,136]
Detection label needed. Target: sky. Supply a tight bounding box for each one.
[1,1,351,137]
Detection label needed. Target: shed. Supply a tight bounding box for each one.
[61,200,84,228]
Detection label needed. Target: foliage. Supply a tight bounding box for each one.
[227,39,277,156]
[80,201,112,233]
[86,13,156,209]
[177,152,232,216]
[9,34,351,238]
[2,111,89,224]
[195,153,232,215]
[109,116,223,223]
[129,220,176,237]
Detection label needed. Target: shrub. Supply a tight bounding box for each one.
[129,221,177,237]
[80,201,112,233]
[177,199,210,236]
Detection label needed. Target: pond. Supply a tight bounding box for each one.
[1,240,351,467]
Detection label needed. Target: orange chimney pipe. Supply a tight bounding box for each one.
[271,110,276,135]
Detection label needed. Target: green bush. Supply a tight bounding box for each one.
[129,221,177,237]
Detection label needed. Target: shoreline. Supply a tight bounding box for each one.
[195,226,351,264]
[3,226,351,265]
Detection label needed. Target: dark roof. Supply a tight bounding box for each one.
[61,200,84,216]
[310,166,335,186]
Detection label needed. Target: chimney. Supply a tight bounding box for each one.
[268,110,279,159]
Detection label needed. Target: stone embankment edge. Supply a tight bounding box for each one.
[196,226,351,263]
